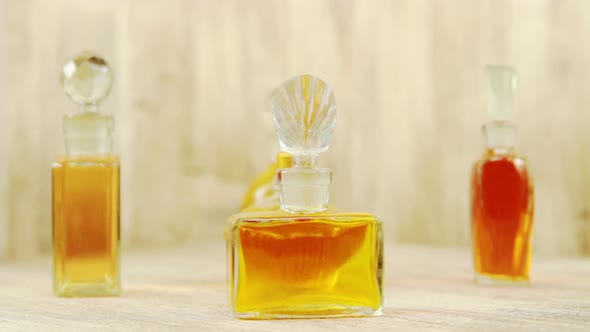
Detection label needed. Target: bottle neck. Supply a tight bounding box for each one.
[482,120,517,150]
[278,168,331,213]
[292,154,318,168]
[64,112,114,156]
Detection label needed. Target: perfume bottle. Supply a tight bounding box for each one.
[227,75,383,319]
[470,66,534,285]
[52,52,121,297]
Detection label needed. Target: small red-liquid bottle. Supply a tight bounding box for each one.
[471,66,534,285]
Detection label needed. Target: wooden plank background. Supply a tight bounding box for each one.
[1,0,590,260]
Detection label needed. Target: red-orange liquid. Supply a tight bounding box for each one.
[471,149,534,282]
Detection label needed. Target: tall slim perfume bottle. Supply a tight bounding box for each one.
[52,52,121,297]
[470,66,534,285]
[227,75,383,319]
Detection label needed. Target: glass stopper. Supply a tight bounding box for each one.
[269,75,336,168]
[60,51,113,109]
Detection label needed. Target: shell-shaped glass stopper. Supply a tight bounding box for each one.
[269,75,336,168]
[60,51,113,109]
[486,65,516,121]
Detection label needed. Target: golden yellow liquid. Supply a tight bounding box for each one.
[228,209,383,319]
[52,155,120,297]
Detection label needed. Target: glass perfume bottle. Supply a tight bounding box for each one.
[52,52,121,297]
[227,75,383,319]
[470,66,534,285]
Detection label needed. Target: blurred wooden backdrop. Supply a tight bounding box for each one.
[1,0,589,260]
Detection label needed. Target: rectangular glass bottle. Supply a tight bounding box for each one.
[52,155,121,296]
[471,148,533,284]
[228,208,383,318]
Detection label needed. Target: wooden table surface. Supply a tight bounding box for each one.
[0,243,589,331]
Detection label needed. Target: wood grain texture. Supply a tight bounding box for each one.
[0,244,589,331]
[1,0,590,259]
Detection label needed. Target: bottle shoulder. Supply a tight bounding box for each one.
[474,149,529,167]
[471,149,533,186]
[53,155,120,168]
[229,205,381,225]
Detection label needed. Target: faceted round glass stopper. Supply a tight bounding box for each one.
[60,51,113,107]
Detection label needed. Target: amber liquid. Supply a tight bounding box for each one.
[52,155,120,296]
[228,210,383,319]
[471,149,534,283]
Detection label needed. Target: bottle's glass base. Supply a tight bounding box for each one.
[54,280,121,297]
[474,272,529,286]
[234,305,382,320]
